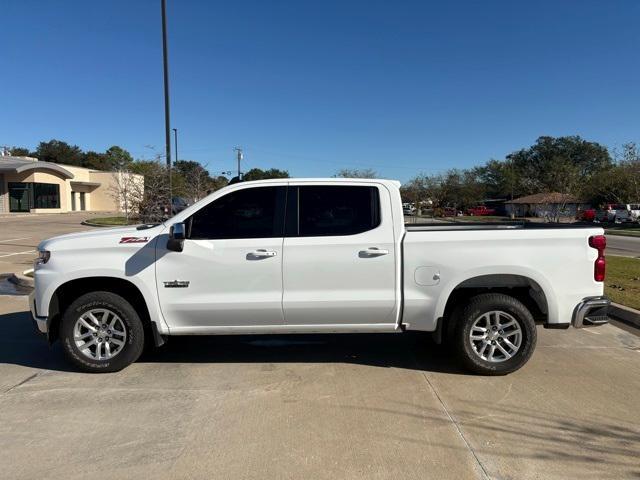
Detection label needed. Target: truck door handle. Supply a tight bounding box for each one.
[247,249,277,259]
[359,247,389,257]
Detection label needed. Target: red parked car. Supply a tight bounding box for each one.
[466,205,496,216]
[578,209,596,222]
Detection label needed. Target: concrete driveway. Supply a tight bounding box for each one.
[1,294,639,480]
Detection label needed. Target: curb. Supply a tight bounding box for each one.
[81,220,119,227]
[609,302,640,329]
[8,272,34,289]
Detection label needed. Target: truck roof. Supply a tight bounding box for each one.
[236,177,402,188]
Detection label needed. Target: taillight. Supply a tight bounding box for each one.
[589,235,606,282]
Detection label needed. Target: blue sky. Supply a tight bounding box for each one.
[2,0,639,181]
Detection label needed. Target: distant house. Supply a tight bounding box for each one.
[504,192,589,218]
[0,154,143,214]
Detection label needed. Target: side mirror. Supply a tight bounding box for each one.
[167,223,185,252]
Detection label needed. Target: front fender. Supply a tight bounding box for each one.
[34,266,168,334]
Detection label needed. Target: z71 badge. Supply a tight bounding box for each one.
[119,237,149,244]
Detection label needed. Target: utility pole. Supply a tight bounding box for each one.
[234,147,243,179]
[510,156,515,219]
[161,0,172,211]
[173,128,178,165]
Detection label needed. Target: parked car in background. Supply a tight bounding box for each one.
[594,208,611,223]
[611,203,640,223]
[163,197,191,217]
[578,209,596,222]
[612,205,632,223]
[595,203,637,223]
[31,178,610,376]
[466,205,496,216]
[172,197,191,214]
[442,207,462,217]
[403,202,416,215]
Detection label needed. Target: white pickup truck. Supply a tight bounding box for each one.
[30,178,610,375]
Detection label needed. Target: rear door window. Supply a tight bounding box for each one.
[293,185,380,237]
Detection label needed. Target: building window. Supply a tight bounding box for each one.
[7,182,60,211]
[33,183,60,208]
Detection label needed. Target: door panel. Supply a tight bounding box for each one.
[156,237,284,328]
[283,184,397,325]
[155,185,287,329]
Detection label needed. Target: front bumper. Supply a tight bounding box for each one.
[572,296,610,328]
[29,290,48,335]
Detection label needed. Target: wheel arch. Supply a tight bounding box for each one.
[48,276,154,344]
[438,273,554,341]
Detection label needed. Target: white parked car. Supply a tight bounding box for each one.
[610,204,632,223]
[30,178,610,375]
[624,203,640,222]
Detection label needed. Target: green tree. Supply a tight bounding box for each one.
[35,139,84,166]
[173,160,213,201]
[104,146,133,169]
[440,169,486,209]
[83,151,108,170]
[209,175,229,193]
[242,168,289,181]
[588,142,640,205]
[506,136,612,196]
[9,147,31,157]
[473,160,516,200]
[334,168,378,178]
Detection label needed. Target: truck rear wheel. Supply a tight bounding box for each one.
[60,291,145,373]
[454,293,537,375]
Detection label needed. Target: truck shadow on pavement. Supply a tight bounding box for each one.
[0,308,466,374]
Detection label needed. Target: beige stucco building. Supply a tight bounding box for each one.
[0,155,143,214]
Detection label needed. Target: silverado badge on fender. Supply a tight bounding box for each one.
[164,280,190,288]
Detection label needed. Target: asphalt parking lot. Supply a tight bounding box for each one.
[0,213,639,479]
[0,212,95,274]
[606,234,640,258]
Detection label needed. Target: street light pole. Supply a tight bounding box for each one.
[161,0,172,211]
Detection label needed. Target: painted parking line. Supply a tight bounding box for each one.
[0,237,31,243]
[0,250,35,258]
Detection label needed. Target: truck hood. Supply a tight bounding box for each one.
[38,224,166,252]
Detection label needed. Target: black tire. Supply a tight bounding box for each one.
[453,293,537,376]
[60,291,145,373]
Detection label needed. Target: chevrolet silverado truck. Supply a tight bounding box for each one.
[30,178,610,375]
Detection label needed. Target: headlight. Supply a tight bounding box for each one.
[35,250,50,265]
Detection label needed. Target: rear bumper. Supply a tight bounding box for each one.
[572,296,610,328]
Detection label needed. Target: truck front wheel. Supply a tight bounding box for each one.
[60,291,145,373]
[454,293,537,375]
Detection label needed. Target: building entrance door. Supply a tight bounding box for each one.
[8,183,31,212]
